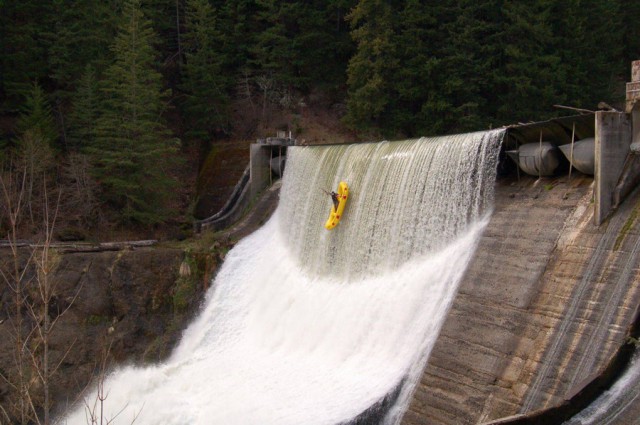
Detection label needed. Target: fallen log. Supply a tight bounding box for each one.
[0,240,158,252]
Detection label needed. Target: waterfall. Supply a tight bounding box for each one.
[63,130,504,425]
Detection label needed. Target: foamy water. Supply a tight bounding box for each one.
[63,130,503,425]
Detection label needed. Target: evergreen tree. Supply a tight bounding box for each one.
[536,0,623,112]
[249,0,355,95]
[16,82,58,147]
[14,82,57,224]
[564,0,622,107]
[91,0,179,224]
[344,0,399,135]
[250,0,296,88]
[314,0,356,94]
[143,0,182,62]
[295,0,355,94]
[213,0,259,74]
[0,0,54,111]
[67,65,101,152]
[619,0,640,70]
[181,0,230,140]
[496,0,565,122]
[46,0,119,100]
[447,0,505,131]
[393,0,459,136]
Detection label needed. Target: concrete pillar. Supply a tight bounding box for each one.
[594,112,632,225]
[250,144,272,199]
[627,60,640,152]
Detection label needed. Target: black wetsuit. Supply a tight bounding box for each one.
[330,191,339,210]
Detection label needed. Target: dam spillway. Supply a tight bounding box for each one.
[402,172,640,425]
[63,130,504,424]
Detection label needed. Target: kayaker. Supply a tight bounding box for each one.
[330,191,339,210]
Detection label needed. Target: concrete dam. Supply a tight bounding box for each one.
[65,129,506,424]
[60,64,640,423]
[403,172,640,424]
[245,114,640,425]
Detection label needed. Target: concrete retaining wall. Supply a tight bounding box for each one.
[594,112,632,225]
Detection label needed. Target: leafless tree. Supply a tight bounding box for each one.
[0,160,35,424]
[16,129,55,226]
[1,164,81,424]
[256,73,274,125]
[81,340,142,425]
[61,153,102,226]
[23,182,81,424]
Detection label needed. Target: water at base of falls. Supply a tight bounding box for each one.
[63,130,504,425]
[563,349,640,425]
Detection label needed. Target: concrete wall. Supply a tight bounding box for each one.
[402,173,640,424]
[594,112,632,225]
[249,144,273,199]
[626,60,640,152]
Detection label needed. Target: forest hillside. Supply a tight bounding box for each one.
[1,0,639,237]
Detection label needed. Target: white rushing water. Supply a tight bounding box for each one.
[563,350,640,425]
[63,130,503,425]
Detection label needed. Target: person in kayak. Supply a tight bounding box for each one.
[330,191,339,210]
[322,188,340,210]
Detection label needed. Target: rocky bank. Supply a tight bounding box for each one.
[0,245,222,421]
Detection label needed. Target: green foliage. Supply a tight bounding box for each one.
[16,82,57,147]
[343,0,398,134]
[212,0,258,72]
[344,0,634,137]
[0,1,53,111]
[249,0,355,93]
[0,0,639,229]
[181,0,231,140]
[45,0,119,102]
[13,82,57,177]
[67,65,101,152]
[551,0,623,108]
[86,314,110,326]
[173,274,196,314]
[620,0,640,68]
[90,0,179,225]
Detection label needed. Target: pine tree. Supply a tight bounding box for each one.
[394,0,457,136]
[292,0,355,94]
[213,0,258,73]
[250,0,295,88]
[91,0,179,224]
[67,65,100,152]
[344,0,399,135]
[46,0,119,100]
[181,0,230,140]
[0,1,54,111]
[16,82,58,146]
[445,0,505,131]
[14,82,57,225]
[249,0,355,95]
[323,0,357,91]
[497,0,565,123]
[551,0,623,108]
[619,0,640,70]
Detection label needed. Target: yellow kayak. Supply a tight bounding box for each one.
[324,181,349,230]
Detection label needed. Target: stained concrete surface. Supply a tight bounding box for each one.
[403,173,640,424]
